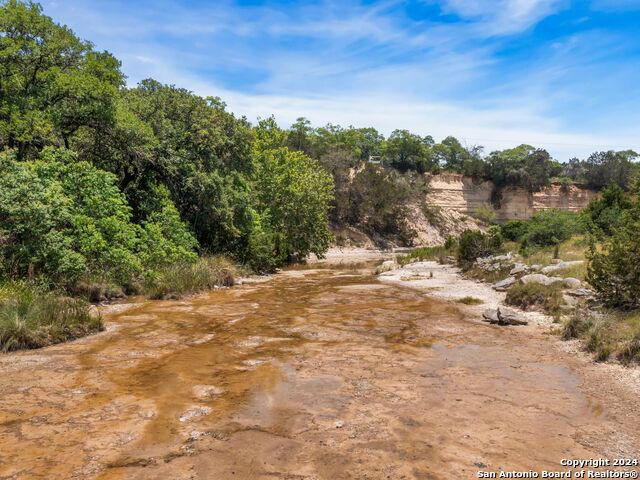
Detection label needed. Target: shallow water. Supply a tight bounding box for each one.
[0,260,613,479]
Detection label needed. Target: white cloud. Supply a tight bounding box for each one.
[438,0,566,34]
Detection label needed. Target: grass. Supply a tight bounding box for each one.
[465,265,512,284]
[456,296,483,305]
[144,256,237,300]
[562,309,640,364]
[396,245,455,267]
[505,281,566,318]
[0,282,102,353]
[522,236,588,267]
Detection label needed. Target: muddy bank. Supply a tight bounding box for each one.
[0,257,639,479]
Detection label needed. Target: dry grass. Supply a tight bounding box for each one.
[396,246,454,267]
[522,236,587,266]
[144,256,237,300]
[0,282,102,353]
[456,296,484,305]
[562,309,640,364]
[505,281,566,318]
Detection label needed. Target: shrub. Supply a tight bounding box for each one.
[587,186,640,309]
[524,209,579,246]
[581,184,631,236]
[0,149,197,288]
[618,332,640,365]
[457,296,483,305]
[500,220,529,242]
[505,281,565,317]
[144,256,236,299]
[457,230,499,269]
[397,245,452,267]
[0,282,102,352]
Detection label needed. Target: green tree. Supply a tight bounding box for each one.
[0,0,123,157]
[581,184,632,235]
[384,129,436,173]
[0,148,196,286]
[588,181,640,309]
[253,147,334,263]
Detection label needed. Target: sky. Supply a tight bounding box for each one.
[41,0,640,160]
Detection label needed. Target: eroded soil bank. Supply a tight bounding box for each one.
[0,256,638,479]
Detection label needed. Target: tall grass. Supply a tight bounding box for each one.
[144,256,237,300]
[396,245,454,267]
[505,281,566,317]
[563,309,640,364]
[0,282,102,353]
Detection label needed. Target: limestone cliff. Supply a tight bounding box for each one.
[426,173,598,221]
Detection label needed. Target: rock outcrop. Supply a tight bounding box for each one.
[426,173,598,221]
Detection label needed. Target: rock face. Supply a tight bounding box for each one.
[425,173,598,221]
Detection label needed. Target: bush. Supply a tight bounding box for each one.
[0,282,102,352]
[505,281,565,317]
[0,149,197,287]
[397,245,452,267]
[144,256,237,300]
[500,220,529,242]
[457,296,483,305]
[524,209,579,246]
[587,185,640,309]
[457,230,500,269]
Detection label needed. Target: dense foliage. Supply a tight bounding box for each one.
[0,0,334,295]
[587,183,640,309]
[456,230,502,269]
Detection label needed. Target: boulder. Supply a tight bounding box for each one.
[492,276,516,291]
[497,307,528,325]
[563,277,582,289]
[510,264,529,276]
[482,309,500,323]
[482,307,528,326]
[541,260,585,275]
[520,274,564,286]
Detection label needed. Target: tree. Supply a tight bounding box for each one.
[253,147,334,263]
[581,184,632,236]
[384,129,436,173]
[581,150,639,191]
[0,0,123,157]
[0,148,196,286]
[588,181,640,309]
[433,136,469,173]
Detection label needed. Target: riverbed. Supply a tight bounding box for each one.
[0,257,638,479]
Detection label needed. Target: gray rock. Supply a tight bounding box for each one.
[497,307,528,326]
[550,258,563,264]
[566,288,594,298]
[530,264,542,271]
[520,273,552,285]
[482,307,528,326]
[492,276,516,291]
[493,253,513,262]
[482,309,500,323]
[541,260,585,275]
[510,263,529,276]
[563,277,582,289]
[520,274,564,286]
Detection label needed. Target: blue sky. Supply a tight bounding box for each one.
[42,0,640,160]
